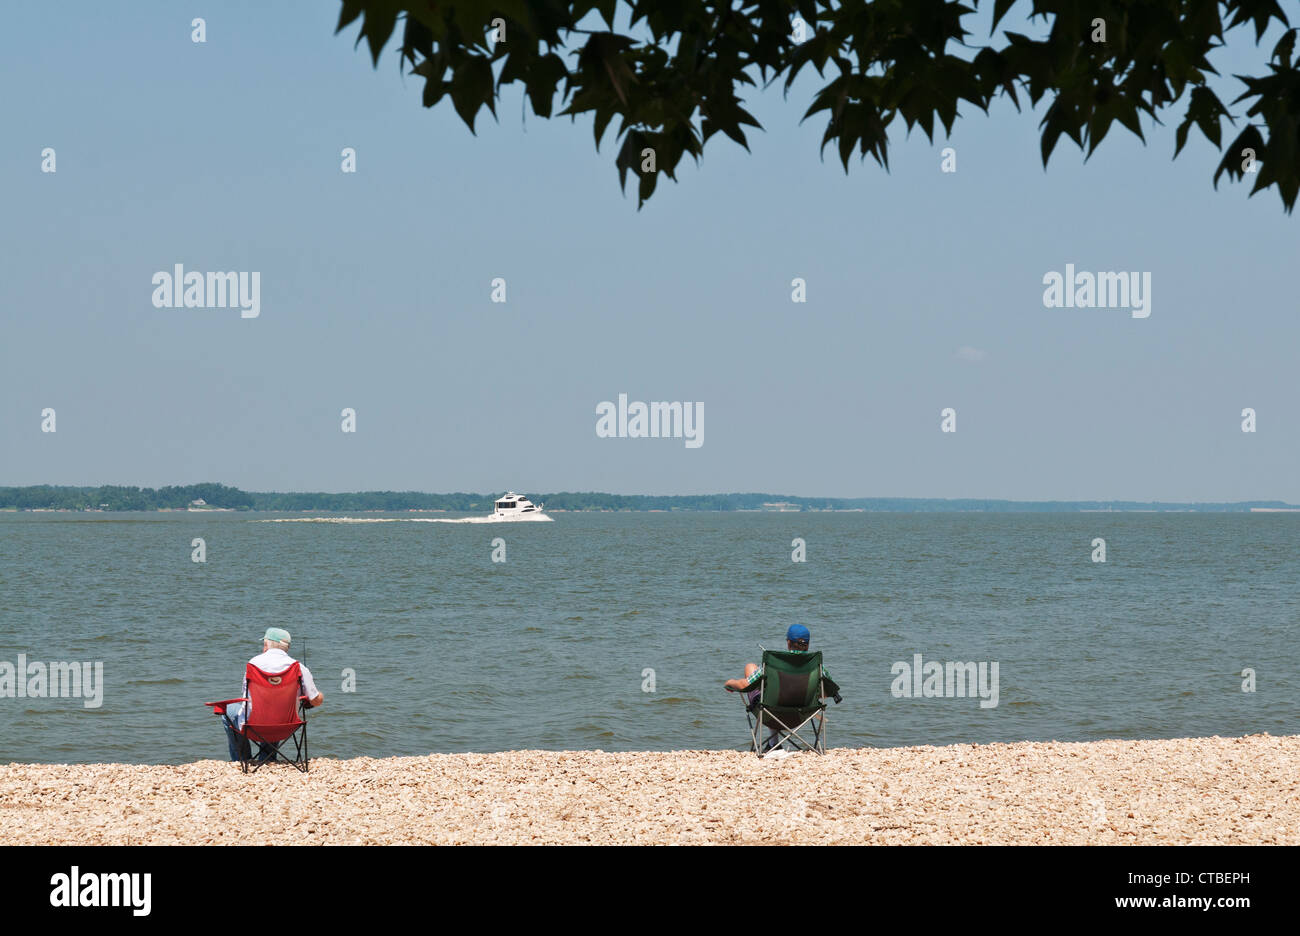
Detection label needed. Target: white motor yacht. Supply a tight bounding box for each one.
[487,492,553,522]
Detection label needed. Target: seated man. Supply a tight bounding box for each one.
[723,624,833,750]
[221,627,324,762]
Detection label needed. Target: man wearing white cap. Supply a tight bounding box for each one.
[221,627,324,762]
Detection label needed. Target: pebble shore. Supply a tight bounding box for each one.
[3,734,1295,845]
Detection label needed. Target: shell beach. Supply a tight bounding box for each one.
[3,734,1296,845]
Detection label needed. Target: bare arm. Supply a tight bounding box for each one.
[724,663,761,692]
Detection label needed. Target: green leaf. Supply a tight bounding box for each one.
[526,54,569,119]
[615,130,646,195]
[450,56,495,132]
[1176,86,1227,157]
[1213,125,1264,188]
[352,0,402,66]
[593,100,617,147]
[595,0,617,30]
[1115,102,1145,143]
[1273,28,1297,69]
[1175,118,1191,157]
[990,0,1017,33]
[336,0,365,33]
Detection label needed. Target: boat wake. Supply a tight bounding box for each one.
[254,493,553,524]
[256,517,500,524]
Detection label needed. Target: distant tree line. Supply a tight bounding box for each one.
[0,485,1295,512]
[0,484,256,511]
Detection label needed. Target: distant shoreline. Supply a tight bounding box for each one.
[2,484,1299,513]
[3,484,1300,514]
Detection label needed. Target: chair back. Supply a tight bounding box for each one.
[758,650,824,710]
[244,661,305,743]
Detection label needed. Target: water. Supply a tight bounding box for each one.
[0,511,1294,764]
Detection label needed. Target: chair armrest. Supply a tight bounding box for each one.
[206,698,247,714]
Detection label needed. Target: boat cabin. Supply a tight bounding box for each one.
[494,492,540,513]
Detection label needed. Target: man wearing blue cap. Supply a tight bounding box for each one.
[723,623,829,705]
[221,627,324,763]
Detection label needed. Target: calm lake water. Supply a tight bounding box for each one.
[0,511,1294,764]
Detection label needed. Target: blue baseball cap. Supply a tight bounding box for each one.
[786,624,811,644]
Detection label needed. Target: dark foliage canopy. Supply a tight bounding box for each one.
[339,1,1296,209]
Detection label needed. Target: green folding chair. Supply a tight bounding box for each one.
[742,650,842,757]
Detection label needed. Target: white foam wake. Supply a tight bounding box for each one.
[256,516,497,524]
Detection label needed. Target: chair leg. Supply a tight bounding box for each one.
[745,705,759,755]
[761,709,826,755]
[240,726,309,774]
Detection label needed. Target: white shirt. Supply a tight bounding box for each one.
[226,648,320,728]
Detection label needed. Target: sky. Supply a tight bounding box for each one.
[2,1,1297,501]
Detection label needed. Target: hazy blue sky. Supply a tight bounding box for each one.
[2,1,1296,501]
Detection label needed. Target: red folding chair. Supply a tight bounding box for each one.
[206,662,310,773]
